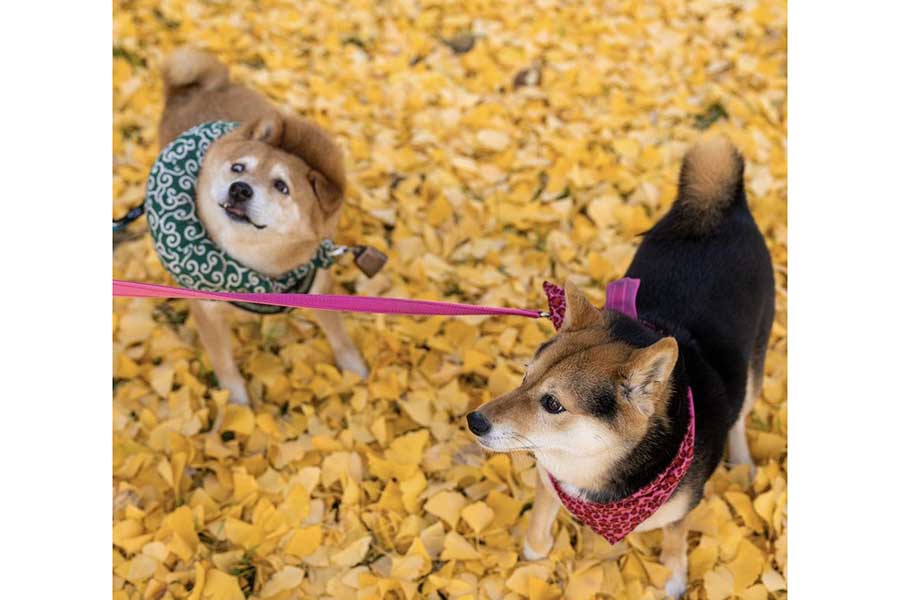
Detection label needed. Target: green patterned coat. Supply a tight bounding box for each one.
[144,121,337,314]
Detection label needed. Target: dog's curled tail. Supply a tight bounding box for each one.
[161,47,229,98]
[671,136,745,235]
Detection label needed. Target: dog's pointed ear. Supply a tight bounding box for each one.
[623,337,678,417]
[239,114,285,145]
[279,117,346,217]
[561,280,602,331]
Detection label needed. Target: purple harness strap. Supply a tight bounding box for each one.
[605,277,641,319]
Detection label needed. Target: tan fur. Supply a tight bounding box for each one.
[273,116,347,206]
[474,281,701,597]
[681,136,741,205]
[560,279,603,331]
[158,47,368,402]
[659,517,690,597]
[309,269,367,376]
[190,300,249,406]
[158,49,272,147]
[523,465,562,559]
[486,326,632,489]
[195,124,341,276]
[676,136,743,233]
[161,47,229,96]
[474,282,679,491]
[728,364,759,473]
[634,489,691,532]
[625,337,679,418]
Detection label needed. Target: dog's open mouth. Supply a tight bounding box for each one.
[219,203,266,229]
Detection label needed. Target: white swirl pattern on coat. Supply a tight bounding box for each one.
[145,121,336,301]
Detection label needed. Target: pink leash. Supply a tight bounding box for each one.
[113,279,549,319]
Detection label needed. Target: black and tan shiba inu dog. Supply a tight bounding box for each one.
[467,137,774,597]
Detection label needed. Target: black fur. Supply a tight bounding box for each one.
[585,383,618,419]
[583,147,775,505]
[585,317,693,503]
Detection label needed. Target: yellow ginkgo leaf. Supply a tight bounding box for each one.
[165,506,199,560]
[331,536,372,567]
[761,569,786,592]
[148,363,174,398]
[220,404,254,435]
[726,539,766,592]
[527,576,561,600]
[187,563,206,600]
[284,526,322,558]
[460,502,494,534]
[485,491,523,529]
[704,566,735,600]
[424,491,467,529]
[476,129,510,152]
[259,566,304,598]
[740,584,769,600]
[125,554,157,583]
[441,532,481,561]
[565,564,604,600]
[202,569,245,600]
[724,491,766,533]
[391,554,429,581]
[506,564,552,596]
[224,518,261,549]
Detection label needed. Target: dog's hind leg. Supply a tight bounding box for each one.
[523,465,561,560]
[661,518,689,598]
[729,301,772,475]
[730,278,775,475]
[191,299,250,406]
[728,364,759,473]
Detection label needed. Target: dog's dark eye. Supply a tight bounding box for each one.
[231,163,245,173]
[274,179,289,194]
[540,394,565,414]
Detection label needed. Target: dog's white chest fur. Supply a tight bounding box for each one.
[633,489,692,533]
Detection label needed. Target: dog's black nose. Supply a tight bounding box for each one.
[466,411,491,436]
[228,181,253,203]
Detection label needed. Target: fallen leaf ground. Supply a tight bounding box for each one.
[113,1,787,598]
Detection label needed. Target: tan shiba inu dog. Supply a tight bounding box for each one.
[157,48,367,405]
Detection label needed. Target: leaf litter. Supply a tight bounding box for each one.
[114,0,787,598]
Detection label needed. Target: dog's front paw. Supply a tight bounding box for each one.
[735,461,757,482]
[220,377,250,405]
[664,572,687,599]
[336,348,369,379]
[522,536,552,561]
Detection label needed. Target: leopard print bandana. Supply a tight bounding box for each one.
[144,121,337,314]
[541,278,696,544]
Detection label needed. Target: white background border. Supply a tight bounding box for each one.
[789,1,900,597]
[0,1,111,595]
[2,0,899,596]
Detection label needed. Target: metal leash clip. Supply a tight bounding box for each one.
[330,244,388,278]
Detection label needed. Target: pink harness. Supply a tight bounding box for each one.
[541,279,696,544]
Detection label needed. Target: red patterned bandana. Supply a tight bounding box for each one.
[541,278,696,544]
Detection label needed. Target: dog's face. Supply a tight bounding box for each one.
[196,115,346,276]
[467,282,678,485]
